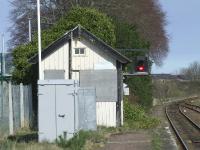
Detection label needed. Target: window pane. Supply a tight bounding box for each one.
[80,48,85,54]
[75,49,79,54]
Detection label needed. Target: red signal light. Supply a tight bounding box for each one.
[136,65,145,72]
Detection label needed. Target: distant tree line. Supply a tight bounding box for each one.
[180,61,200,81]
[9,0,168,65]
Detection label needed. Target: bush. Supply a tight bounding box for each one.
[125,76,153,109]
[124,98,159,129]
[114,21,153,109]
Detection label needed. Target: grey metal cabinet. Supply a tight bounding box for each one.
[38,80,78,142]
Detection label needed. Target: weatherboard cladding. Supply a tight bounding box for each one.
[41,42,69,80]
[41,37,117,80]
[29,25,131,64]
[71,39,116,71]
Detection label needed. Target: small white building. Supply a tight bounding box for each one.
[30,25,130,127]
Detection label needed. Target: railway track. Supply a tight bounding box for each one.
[166,101,200,150]
[182,103,200,113]
[180,103,200,130]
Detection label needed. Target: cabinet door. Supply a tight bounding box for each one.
[38,85,57,142]
[56,84,75,140]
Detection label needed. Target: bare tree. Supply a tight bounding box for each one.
[8,0,61,49]
[180,61,200,81]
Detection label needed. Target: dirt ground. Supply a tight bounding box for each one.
[99,104,179,150]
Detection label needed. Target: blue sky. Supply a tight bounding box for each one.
[152,0,200,74]
[1,0,200,74]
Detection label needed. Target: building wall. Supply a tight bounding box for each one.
[41,39,120,127]
[71,39,118,127]
[41,43,69,80]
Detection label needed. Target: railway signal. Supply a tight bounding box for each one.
[119,49,149,76]
[123,55,149,76]
[135,56,149,73]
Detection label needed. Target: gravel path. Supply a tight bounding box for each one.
[99,131,152,150]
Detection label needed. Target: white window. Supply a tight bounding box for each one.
[74,48,86,56]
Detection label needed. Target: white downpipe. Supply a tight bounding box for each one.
[37,0,42,80]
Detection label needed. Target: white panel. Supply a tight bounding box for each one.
[96,102,116,127]
[72,72,80,81]
[41,43,69,79]
[48,54,54,69]
[41,61,45,80]
[55,49,59,70]
[56,85,75,140]
[63,43,69,79]
[38,85,56,142]
[58,47,64,69]
[43,56,48,70]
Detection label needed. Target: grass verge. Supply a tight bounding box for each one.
[151,130,162,150]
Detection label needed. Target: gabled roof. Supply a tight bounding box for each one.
[29,25,131,64]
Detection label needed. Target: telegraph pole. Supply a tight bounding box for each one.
[37,0,42,80]
[28,18,32,42]
[1,34,5,75]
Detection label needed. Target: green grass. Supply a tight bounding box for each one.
[0,140,62,150]
[0,130,106,150]
[0,128,61,150]
[151,130,162,150]
[57,130,106,150]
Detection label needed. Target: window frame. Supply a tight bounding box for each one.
[73,48,86,56]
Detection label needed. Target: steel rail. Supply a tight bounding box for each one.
[165,106,189,150]
[179,105,200,130]
[183,103,200,113]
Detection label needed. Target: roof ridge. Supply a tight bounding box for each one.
[29,25,131,64]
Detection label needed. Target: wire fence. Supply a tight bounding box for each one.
[0,81,32,137]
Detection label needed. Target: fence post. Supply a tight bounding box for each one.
[8,81,14,135]
[0,82,2,119]
[20,83,24,128]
